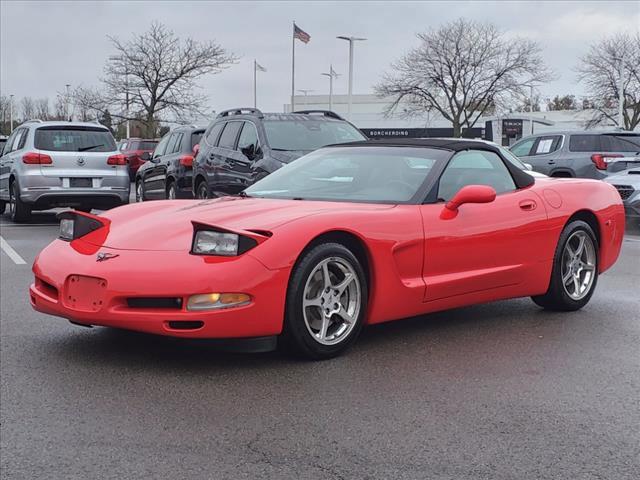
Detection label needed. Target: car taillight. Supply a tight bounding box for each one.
[591,153,623,170]
[107,154,127,166]
[22,152,53,164]
[179,155,194,167]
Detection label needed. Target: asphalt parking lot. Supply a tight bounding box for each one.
[1,211,639,479]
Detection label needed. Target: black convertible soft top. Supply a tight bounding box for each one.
[326,138,535,189]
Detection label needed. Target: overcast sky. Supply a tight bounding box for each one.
[1,0,639,116]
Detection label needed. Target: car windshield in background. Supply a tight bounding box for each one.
[264,120,366,151]
[191,132,204,149]
[131,141,158,151]
[35,127,116,152]
[245,146,451,203]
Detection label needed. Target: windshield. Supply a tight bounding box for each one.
[35,127,116,152]
[498,145,529,170]
[264,120,366,151]
[245,146,451,203]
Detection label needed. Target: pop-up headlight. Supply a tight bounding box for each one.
[57,211,108,241]
[193,231,239,256]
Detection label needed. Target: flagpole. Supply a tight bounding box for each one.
[291,21,295,113]
[254,60,257,108]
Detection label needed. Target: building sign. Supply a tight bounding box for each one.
[502,119,523,136]
[361,127,484,140]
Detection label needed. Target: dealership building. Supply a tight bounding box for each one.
[285,94,628,146]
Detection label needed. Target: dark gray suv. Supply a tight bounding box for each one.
[192,108,366,199]
[510,130,640,179]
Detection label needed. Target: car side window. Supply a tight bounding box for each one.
[166,133,182,155]
[437,150,517,202]
[153,135,170,158]
[569,135,601,152]
[531,135,562,156]
[510,138,535,157]
[16,129,28,150]
[218,121,242,150]
[1,130,18,156]
[237,122,260,160]
[206,123,224,146]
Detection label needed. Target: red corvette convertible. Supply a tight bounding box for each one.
[30,139,625,359]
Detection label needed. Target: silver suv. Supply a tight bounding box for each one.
[510,130,640,179]
[0,120,130,222]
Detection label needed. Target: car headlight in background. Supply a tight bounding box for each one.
[192,231,239,256]
[186,292,251,311]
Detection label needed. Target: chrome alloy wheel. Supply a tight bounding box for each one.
[168,183,176,200]
[561,230,597,300]
[136,182,143,202]
[302,257,362,346]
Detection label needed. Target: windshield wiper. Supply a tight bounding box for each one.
[238,191,251,198]
[78,144,104,152]
[271,148,294,151]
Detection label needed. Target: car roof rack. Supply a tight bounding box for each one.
[293,110,344,121]
[216,108,264,119]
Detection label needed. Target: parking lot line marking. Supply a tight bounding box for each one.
[0,236,27,265]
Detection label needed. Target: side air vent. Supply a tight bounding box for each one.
[126,297,183,309]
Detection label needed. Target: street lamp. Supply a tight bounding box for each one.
[321,66,340,112]
[108,55,138,138]
[337,36,366,122]
[613,55,625,129]
[9,94,14,133]
[65,84,71,121]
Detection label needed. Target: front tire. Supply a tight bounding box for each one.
[135,180,145,202]
[532,220,598,311]
[167,181,177,200]
[9,181,31,223]
[281,242,368,360]
[196,181,209,200]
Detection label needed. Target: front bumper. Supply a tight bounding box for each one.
[30,240,290,339]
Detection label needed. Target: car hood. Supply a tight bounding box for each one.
[269,149,312,164]
[95,197,393,251]
[603,168,640,187]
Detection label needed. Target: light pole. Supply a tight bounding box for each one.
[614,55,625,129]
[337,36,366,122]
[9,94,14,132]
[321,65,339,111]
[65,84,71,121]
[529,85,534,135]
[297,89,314,108]
[109,55,134,138]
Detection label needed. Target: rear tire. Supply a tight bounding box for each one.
[532,220,598,311]
[196,181,209,200]
[135,180,145,202]
[281,242,368,360]
[9,181,31,223]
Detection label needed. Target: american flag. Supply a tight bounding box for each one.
[293,24,310,44]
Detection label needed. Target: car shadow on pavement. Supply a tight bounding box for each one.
[1,211,61,225]
[45,297,564,372]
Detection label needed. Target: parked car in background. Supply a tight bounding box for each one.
[192,108,367,199]
[119,137,158,179]
[510,130,640,179]
[0,120,129,222]
[604,167,640,225]
[0,135,7,152]
[135,125,204,201]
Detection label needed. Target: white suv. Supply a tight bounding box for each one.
[0,120,130,222]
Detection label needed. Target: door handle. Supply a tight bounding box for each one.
[547,159,556,165]
[519,199,537,211]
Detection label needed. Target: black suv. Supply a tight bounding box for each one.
[135,125,204,201]
[192,108,366,199]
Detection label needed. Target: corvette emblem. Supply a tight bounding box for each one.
[96,252,119,262]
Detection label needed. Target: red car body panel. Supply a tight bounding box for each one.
[30,177,624,339]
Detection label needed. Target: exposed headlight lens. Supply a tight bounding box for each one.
[186,292,251,311]
[60,218,74,240]
[193,231,239,256]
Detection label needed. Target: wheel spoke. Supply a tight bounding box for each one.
[334,272,354,296]
[565,243,576,257]
[317,315,330,341]
[574,234,586,257]
[572,275,581,296]
[335,308,355,325]
[581,262,595,272]
[321,262,332,289]
[303,296,322,309]
[562,269,573,286]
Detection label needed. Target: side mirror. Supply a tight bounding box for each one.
[192,144,200,157]
[140,152,151,161]
[440,185,496,220]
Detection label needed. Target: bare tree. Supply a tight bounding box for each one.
[94,22,236,136]
[515,95,542,113]
[376,18,552,137]
[577,32,640,130]
[0,95,10,135]
[35,98,51,120]
[53,96,67,120]
[546,95,577,111]
[21,97,36,120]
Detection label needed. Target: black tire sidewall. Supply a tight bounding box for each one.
[9,181,31,223]
[283,242,368,360]
[136,181,144,202]
[197,182,209,199]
